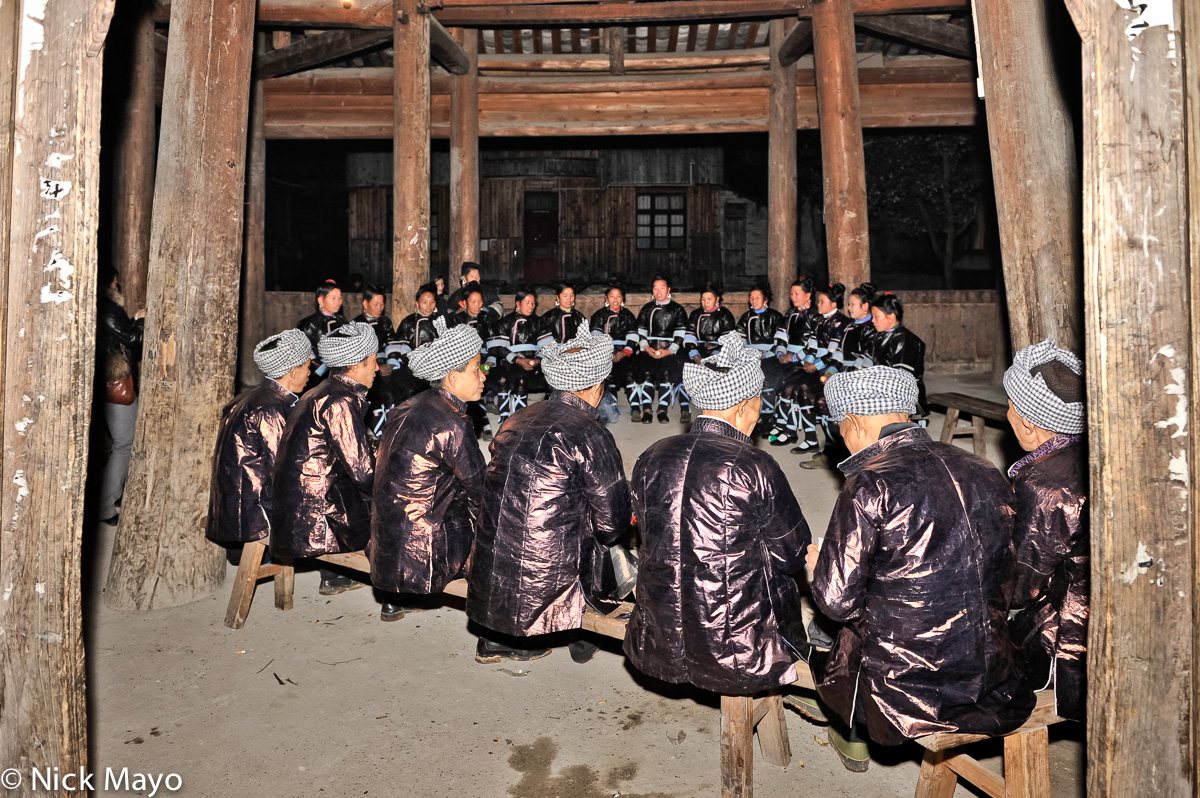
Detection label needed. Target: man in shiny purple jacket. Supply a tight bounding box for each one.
[806,366,1034,771]
[624,333,811,695]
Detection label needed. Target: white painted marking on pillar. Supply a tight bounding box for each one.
[39,178,72,201]
[13,470,28,503]
[32,224,58,252]
[14,418,32,435]
[40,249,74,304]
[34,582,45,596]
[2,582,12,601]
[16,0,48,114]
[44,152,74,169]
[35,632,62,644]
[1168,454,1188,485]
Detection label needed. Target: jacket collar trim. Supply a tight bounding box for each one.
[550,389,600,420]
[437,388,467,413]
[331,372,369,397]
[838,425,931,475]
[692,415,752,445]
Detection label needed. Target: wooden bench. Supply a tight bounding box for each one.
[926,391,1009,458]
[913,690,1062,798]
[225,542,797,798]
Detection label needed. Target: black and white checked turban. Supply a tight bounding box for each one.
[541,328,614,392]
[317,321,378,368]
[408,316,481,381]
[825,366,919,422]
[683,332,764,410]
[253,329,314,378]
[1004,338,1085,434]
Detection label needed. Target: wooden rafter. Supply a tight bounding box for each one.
[256,29,392,79]
[777,19,813,65]
[855,13,972,58]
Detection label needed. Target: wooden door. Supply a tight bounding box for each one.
[523,191,559,284]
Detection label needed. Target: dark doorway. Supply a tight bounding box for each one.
[523,191,559,285]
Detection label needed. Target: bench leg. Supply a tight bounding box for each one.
[224,540,265,630]
[1002,727,1051,798]
[274,558,295,611]
[721,695,754,798]
[753,693,791,768]
[971,414,987,459]
[914,749,958,798]
[940,409,961,444]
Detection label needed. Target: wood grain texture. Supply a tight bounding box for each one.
[1002,726,1051,798]
[450,27,480,270]
[812,0,870,287]
[777,19,813,66]
[239,35,269,390]
[0,0,18,445]
[393,0,433,321]
[105,0,256,610]
[768,18,798,311]
[1187,0,1200,783]
[974,0,1081,351]
[855,13,971,58]
[721,695,754,798]
[0,0,113,779]
[753,694,791,767]
[1081,0,1193,794]
[914,750,959,798]
[110,0,157,312]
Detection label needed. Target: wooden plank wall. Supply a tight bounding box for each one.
[261,289,1002,373]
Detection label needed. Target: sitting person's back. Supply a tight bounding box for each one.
[625,334,811,695]
[809,367,1035,756]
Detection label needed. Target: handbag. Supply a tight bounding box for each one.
[105,373,136,405]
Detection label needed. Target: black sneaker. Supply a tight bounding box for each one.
[679,408,691,424]
[657,411,670,424]
[474,637,553,664]
[640,411,653,424]
[770,431,797,446]
[318,574,366,596]
[380,601,425,622]
[568,639,600,664]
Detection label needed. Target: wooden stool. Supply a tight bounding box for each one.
[720,692,792,798]
[913,690,1062,798]
[927,391,1009,459]
[223,540,294,629]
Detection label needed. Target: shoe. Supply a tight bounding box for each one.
[679,408,691,424]
[631,407,643,423]
[568,639,600,663]
[827,725,871,772]
[641,411,653,424]
[657,411,669,424]
[481,427,493,442]
[799,453,831,470]
[318,574,366,596]
[475,637,553,664]
[790,439,818,455]
[380,599,425,621]
[782,691,828,723]
[770,431,796,446]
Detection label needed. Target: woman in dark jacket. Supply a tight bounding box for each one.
[296,279,348,389]
[870,292,927,411]
[97,270,145,524]
[626,334,811,695]
[537,282,587,349]
[388,282,444,405]
[736,283,785,427]
[682,282,737,362]
[590,285,638,411]
[353,284,400,435]
[1003,339,1089,722]
[633,273,689,424]
[488,288,543,424]
[765,278,817,443]
[450,282,498,440]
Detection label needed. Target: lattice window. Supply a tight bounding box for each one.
[636,193,686,250]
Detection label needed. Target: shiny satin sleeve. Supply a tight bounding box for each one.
[448,416,486,511]
[1012,477,1075,606]
[759,457,811,575]
[813,471,881,623]
[580,428,632,546]
[327,396,375,493]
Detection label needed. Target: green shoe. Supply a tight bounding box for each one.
[827,725,870,772]
[781,690,827,723]
[799,452,831,470]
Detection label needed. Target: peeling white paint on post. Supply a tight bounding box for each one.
[16,0,48,114]
[1119,541,1155,584]
[1113,0,1177,58]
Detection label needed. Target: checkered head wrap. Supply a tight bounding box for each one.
[541,328,614,392]
[825,366,919,422]
[1004,339,1085,434]
[317,321,378,368]
[409,316,481,381]
[683,332,764,410]
[254,329,314,378]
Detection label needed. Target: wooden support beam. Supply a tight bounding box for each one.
[777,18,813,66]
[450,27,480,271]
[768,17,798,310]
[812,0,869,287]
[393,0,432,318]
[478,48,773,72]
[1081,1,1193,795]
[0,0,112,775]
[855,14,971,58]
[720,696,754,798]
[257,29,392,80]
[272,30,293,48]
[608,26,625,74]
[239,34,269,390]
[110,0,158,313]
[430,15,471,74]
[1189,0,1200,775]
[106,0,257,610]
[975,0,1081,348]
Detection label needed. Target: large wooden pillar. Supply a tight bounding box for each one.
[449,27,479,273]
[393,0,431,319]
[768,18,798,309]
[110,0,157,312]
[1080,1,1194,794]
[975,0,1081,351]
[239,34,269,390]
[811,0,869,288]
[106,0,257,610]
[1,0,112,777]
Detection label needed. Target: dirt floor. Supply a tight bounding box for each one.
[86,373,1084,797]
